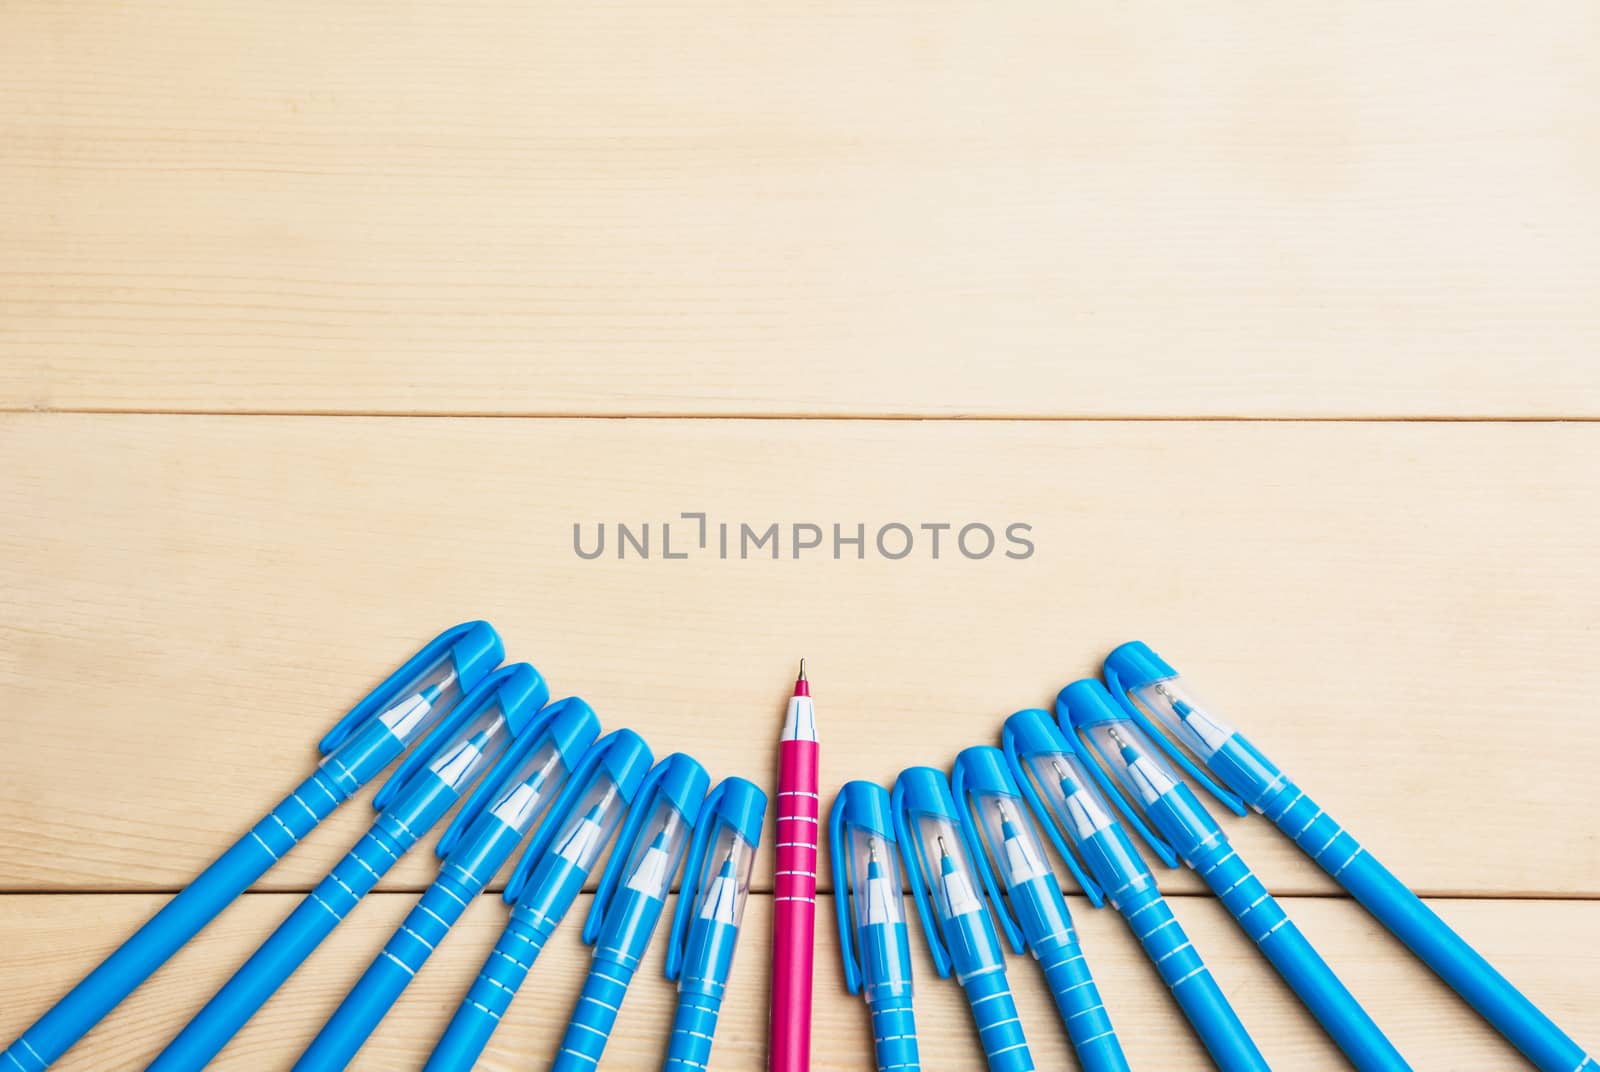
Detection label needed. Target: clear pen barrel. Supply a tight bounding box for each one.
[1084,722,1180,812]
[967,790,1050,888]
[694,826,757,928]
[1018,751,1112,850]
[621,798,695,900]
[551,775,629,872]
[1127,678,1240,763]
[485,741,568,833]
[907,814,983,922]
[424,703,514,794]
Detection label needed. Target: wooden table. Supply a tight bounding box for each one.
[3,3,1597,1069]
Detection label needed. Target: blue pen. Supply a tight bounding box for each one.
[661,776,767,1072]
[1060,679,1412,1072]
[952,747,1131,1072]
[550,753,710,1071]
[422,729,654,1072]
[829,781,920,1072]
[0,621,502,1072]
[147,661,549,1072]
[892,767,1033,1072]
[1002,708,1268,1072]
[293,696,601,1071]
[1103,640,1599,1072]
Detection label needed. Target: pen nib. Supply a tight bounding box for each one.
[792,659,809,699]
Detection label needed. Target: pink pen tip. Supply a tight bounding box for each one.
[793,658,809,697]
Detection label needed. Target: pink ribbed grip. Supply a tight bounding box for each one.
[769,738,819,1072]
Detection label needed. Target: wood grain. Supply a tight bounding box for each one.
[0,893,1593,1071]
[3,1,1599,417]
[2,414,1598,896]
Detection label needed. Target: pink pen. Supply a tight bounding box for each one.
[770,661,818,1072]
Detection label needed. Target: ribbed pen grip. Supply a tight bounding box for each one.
[959,966,1033,1072]
[661,991,722,1072]
[1120,887,1270,1072]
[868,994,920,1072]
[550,957,636,1071]
[0,769,346,1072]
[1262,779,1596,1072]
[295,877,475,1072]
[1189,838,1410,1072]
[422,914,553,1072]
[1034,932,1128,1072]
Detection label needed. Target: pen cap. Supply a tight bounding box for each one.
[892,766,999,979]
[666,777,766,982]
[828,781,909,995]
[319,621,504,772]
[1057,680,1185,867]
[437,696,601,858]
[371,661,548,811]
[505,728,654,903]
[1104,641,1268,811]
[584,753,709,942]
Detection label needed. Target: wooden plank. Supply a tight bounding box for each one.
[0,893,1594,1070]
[2,414,1597,896]
[3,2,1598,417]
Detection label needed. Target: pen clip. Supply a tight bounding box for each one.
[949,751,1026,955]
[319,621,503,755]
[436,696,600,858]
[665,777,766,981]
[371,661,548,810]
[999,712,1106,907]
[828,788,862,994]
[1056,680,1182,868]
[504,728,654,903]
[1103,642,1247,816]
[584,753,709,944]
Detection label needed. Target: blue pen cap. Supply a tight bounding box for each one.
[372,662,548,811]
[891,766,998,979]
[505,728,654,903]
[320,621,504,758]
[584,753,710,942]
[1057,680,1183,867]
[829,781,910,994]
[999,710,1108,905]
[1104,641,1260,813]
[666,777,767,982]
[437,696,601,858]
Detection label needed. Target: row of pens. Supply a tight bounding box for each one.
[3,621,764,1072]
[837,646,1596,1072]
[2,621,1594,1072]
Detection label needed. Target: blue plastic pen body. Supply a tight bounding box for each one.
[551,872,669,1071]
[147,768,470,1072]
[294,700,599,1072]
[662,777,765,1072]
[1103,641,1599,1072]
[149,664,542,1072]
[893,769,1032,1072]
[1066,678,1409,1072]
[1070,783,1269,1072]
[423,730,653,1072]
[422,843,590,1072]
[663,858,743,1072]
[552,755,707,1072]
[953,749,1127,1072]
[0,623,502,1072]
[1001,710,1267,1072]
